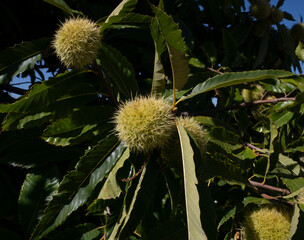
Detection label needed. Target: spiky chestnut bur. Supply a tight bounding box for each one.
[161,116,207,164]
[270,8,284,24]
[242,205,291,240]
[250,0,271,20]
[114,96,175,152]
[53,17,101,69]
[241,85,264,103]
[291,23,304,43]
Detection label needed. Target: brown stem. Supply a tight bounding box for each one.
[120,161,147,182]
[207,67,224,75]
[243,142,265,153]
[180,97,295,116]
[249,180,290,195]
[92,61,118,106]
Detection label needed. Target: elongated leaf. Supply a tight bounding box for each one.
[151,43,166,96]
[43,106,113,146]
[100,0,138,34]
[98,147,130,199]
[43,0,75,16]
[109,158,160,240]
[279,154,301,176]
[31,135,124,240]
[0,38,50,84]
[0,71,100,113]
[271,111,294,127]
[2,112,53,131]
[178,70,295,102]
[18,166,59,237]
[217,206,236,231]
[105,0,137,23]
[282,177,304,212]
[151,6,189,90]
[109,13,152,30]
[176,122,207,240]
[289,204,304,239]
[0,129,82,168]
[97,43,138,98]
[242,196,270,207]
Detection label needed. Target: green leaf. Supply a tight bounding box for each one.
[108,13,152,30]
[296,41,304,62]
[109,158,160,239]
[105,0,137,23]
[2,112,53,131]
[100,0,138,34]
[0,70,100,113]
[271,111,294,127]
[42,106,113,146]
[282,177,304,213]
[176,122,207,240]
[168,46,190,90]
[31,135,123,240]
[97,43,138,98]
[18,166,59,237]
[217,206,236,231]
[0,129,82,168]
[150,6,189,90]
[151,42,165,96]
[178,70,295,102]
[289,204,304,239]
[207,126,242,153]
[278,154,301,176]
[98,147,130,199]
[43,0,75,16]
[0,38,50,84]
[242,196,270,207]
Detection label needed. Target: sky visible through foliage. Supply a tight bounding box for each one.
[9,0,304,98]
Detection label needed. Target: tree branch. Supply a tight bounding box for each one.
[180,97,295,116]
[249,180,290,195]
[0,85,27,95]
[243,142,265,153]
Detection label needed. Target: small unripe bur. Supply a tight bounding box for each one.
[270,8,284,24]
[250,0,271,20]
[114,96,175,152]
[53,17,101,69]
[242,205,291,240]
[242,85,264,103]
[291,23,304,43]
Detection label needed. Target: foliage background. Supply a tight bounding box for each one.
[1,0,304,239]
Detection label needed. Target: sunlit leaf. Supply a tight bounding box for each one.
[178,70,295,102]
[0,38,50,84]
[31,136,123,240]
[176,122,207,240]
[18,166,59,237]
